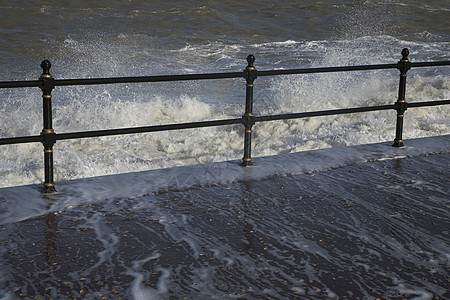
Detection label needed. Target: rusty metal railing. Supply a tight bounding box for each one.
[1,48,449,192]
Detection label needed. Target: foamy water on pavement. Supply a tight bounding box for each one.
[1,136,448,299]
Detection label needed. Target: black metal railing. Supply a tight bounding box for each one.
[1,48,449,192]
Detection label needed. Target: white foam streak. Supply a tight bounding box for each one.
[78,212,120,277]
[126,253,170,300]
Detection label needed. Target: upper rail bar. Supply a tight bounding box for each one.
[257,61,450,77]
[53,71,245,87]
[1,61,448,89]
[1,48,449,192]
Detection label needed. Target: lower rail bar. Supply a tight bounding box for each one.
[1,100,447,145]
[408,99,450,108]
[0,135,43,145]
[255,104,396,122]
[54,118,242,141]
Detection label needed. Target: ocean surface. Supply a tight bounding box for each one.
[0,0,449,187]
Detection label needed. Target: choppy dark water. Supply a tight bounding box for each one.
[1,0,449,75]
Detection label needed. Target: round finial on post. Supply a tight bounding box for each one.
[41,60,52,76]
[246,55,255,68]
[401,48,409,61]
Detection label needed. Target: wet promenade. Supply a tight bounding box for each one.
[1,136,449,299]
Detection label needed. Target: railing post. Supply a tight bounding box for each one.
[241,55,257,166]
[40,60,57,192]
[393,48,411,147]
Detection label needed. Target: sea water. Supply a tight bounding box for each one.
[0,0,449,187]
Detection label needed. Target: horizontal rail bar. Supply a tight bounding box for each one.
[0,80,42,89]
[257,60,450,77]
[254,104,396,122]
[408,99,450,108]
[3,99,446,146]
[0,135,42,145]
[53,71,245,87]
[46,61,450,85]
[255,99,450,122]
[1,61,448,89]
[54,118,243,140]
[257,63,400,77]
[411,61,450,68]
